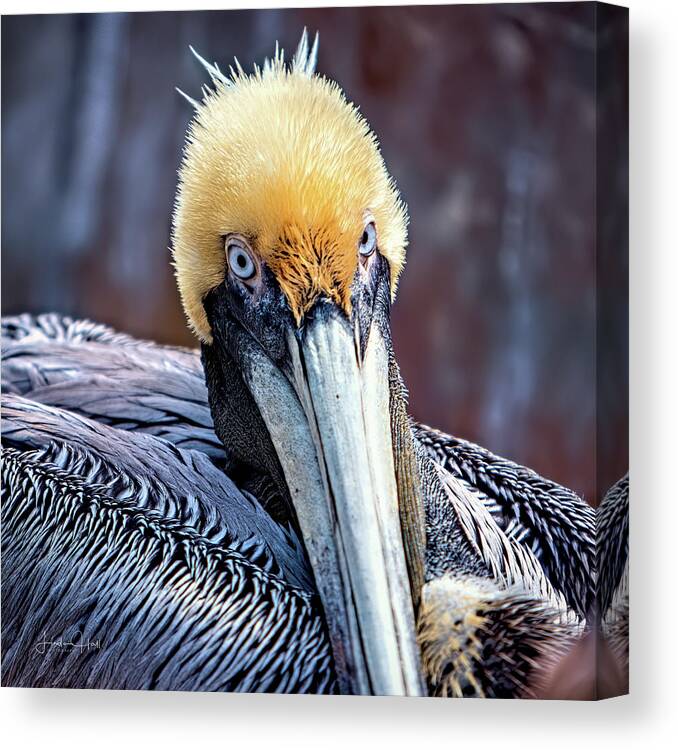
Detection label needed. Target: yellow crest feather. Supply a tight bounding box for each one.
[172,32,408,342]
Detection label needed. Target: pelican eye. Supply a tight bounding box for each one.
[226,239,256,281]
[358,221,377,257]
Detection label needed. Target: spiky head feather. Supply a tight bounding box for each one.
[172,31,408,342]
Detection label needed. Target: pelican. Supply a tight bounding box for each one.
[1,31,595,698]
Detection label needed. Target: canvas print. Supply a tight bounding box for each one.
[1,2,628,699]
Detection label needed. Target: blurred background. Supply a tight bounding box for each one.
[0,3,628,505]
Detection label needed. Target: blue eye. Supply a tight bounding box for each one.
[359,222,377,257]
[227,240,256,280]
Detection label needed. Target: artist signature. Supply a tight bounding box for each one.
[34,632,102,655]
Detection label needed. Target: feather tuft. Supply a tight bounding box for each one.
[175,87,200,110]
[189,45,229,85]
[292,28,319,76]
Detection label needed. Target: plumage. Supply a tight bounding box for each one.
[2,313,592,696]
[1,396,309,587]
[2,313,227,464]
[418,574,575,698]
[414,423,595,619]
[1,30,598,698]
[2,445,333,692]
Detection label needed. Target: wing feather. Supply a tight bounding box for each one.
[414,422,595,619]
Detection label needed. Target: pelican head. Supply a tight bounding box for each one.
[172,31,425,696]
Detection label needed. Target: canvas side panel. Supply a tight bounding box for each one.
[595,0,629,700]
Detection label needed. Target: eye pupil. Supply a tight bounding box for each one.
[361,231,369,246]
[236,253,246,268]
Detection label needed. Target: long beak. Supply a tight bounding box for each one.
[240,303,424,695]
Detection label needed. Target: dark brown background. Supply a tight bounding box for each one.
[0,3,628,504]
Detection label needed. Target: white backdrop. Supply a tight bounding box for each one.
[0,0,676,747]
